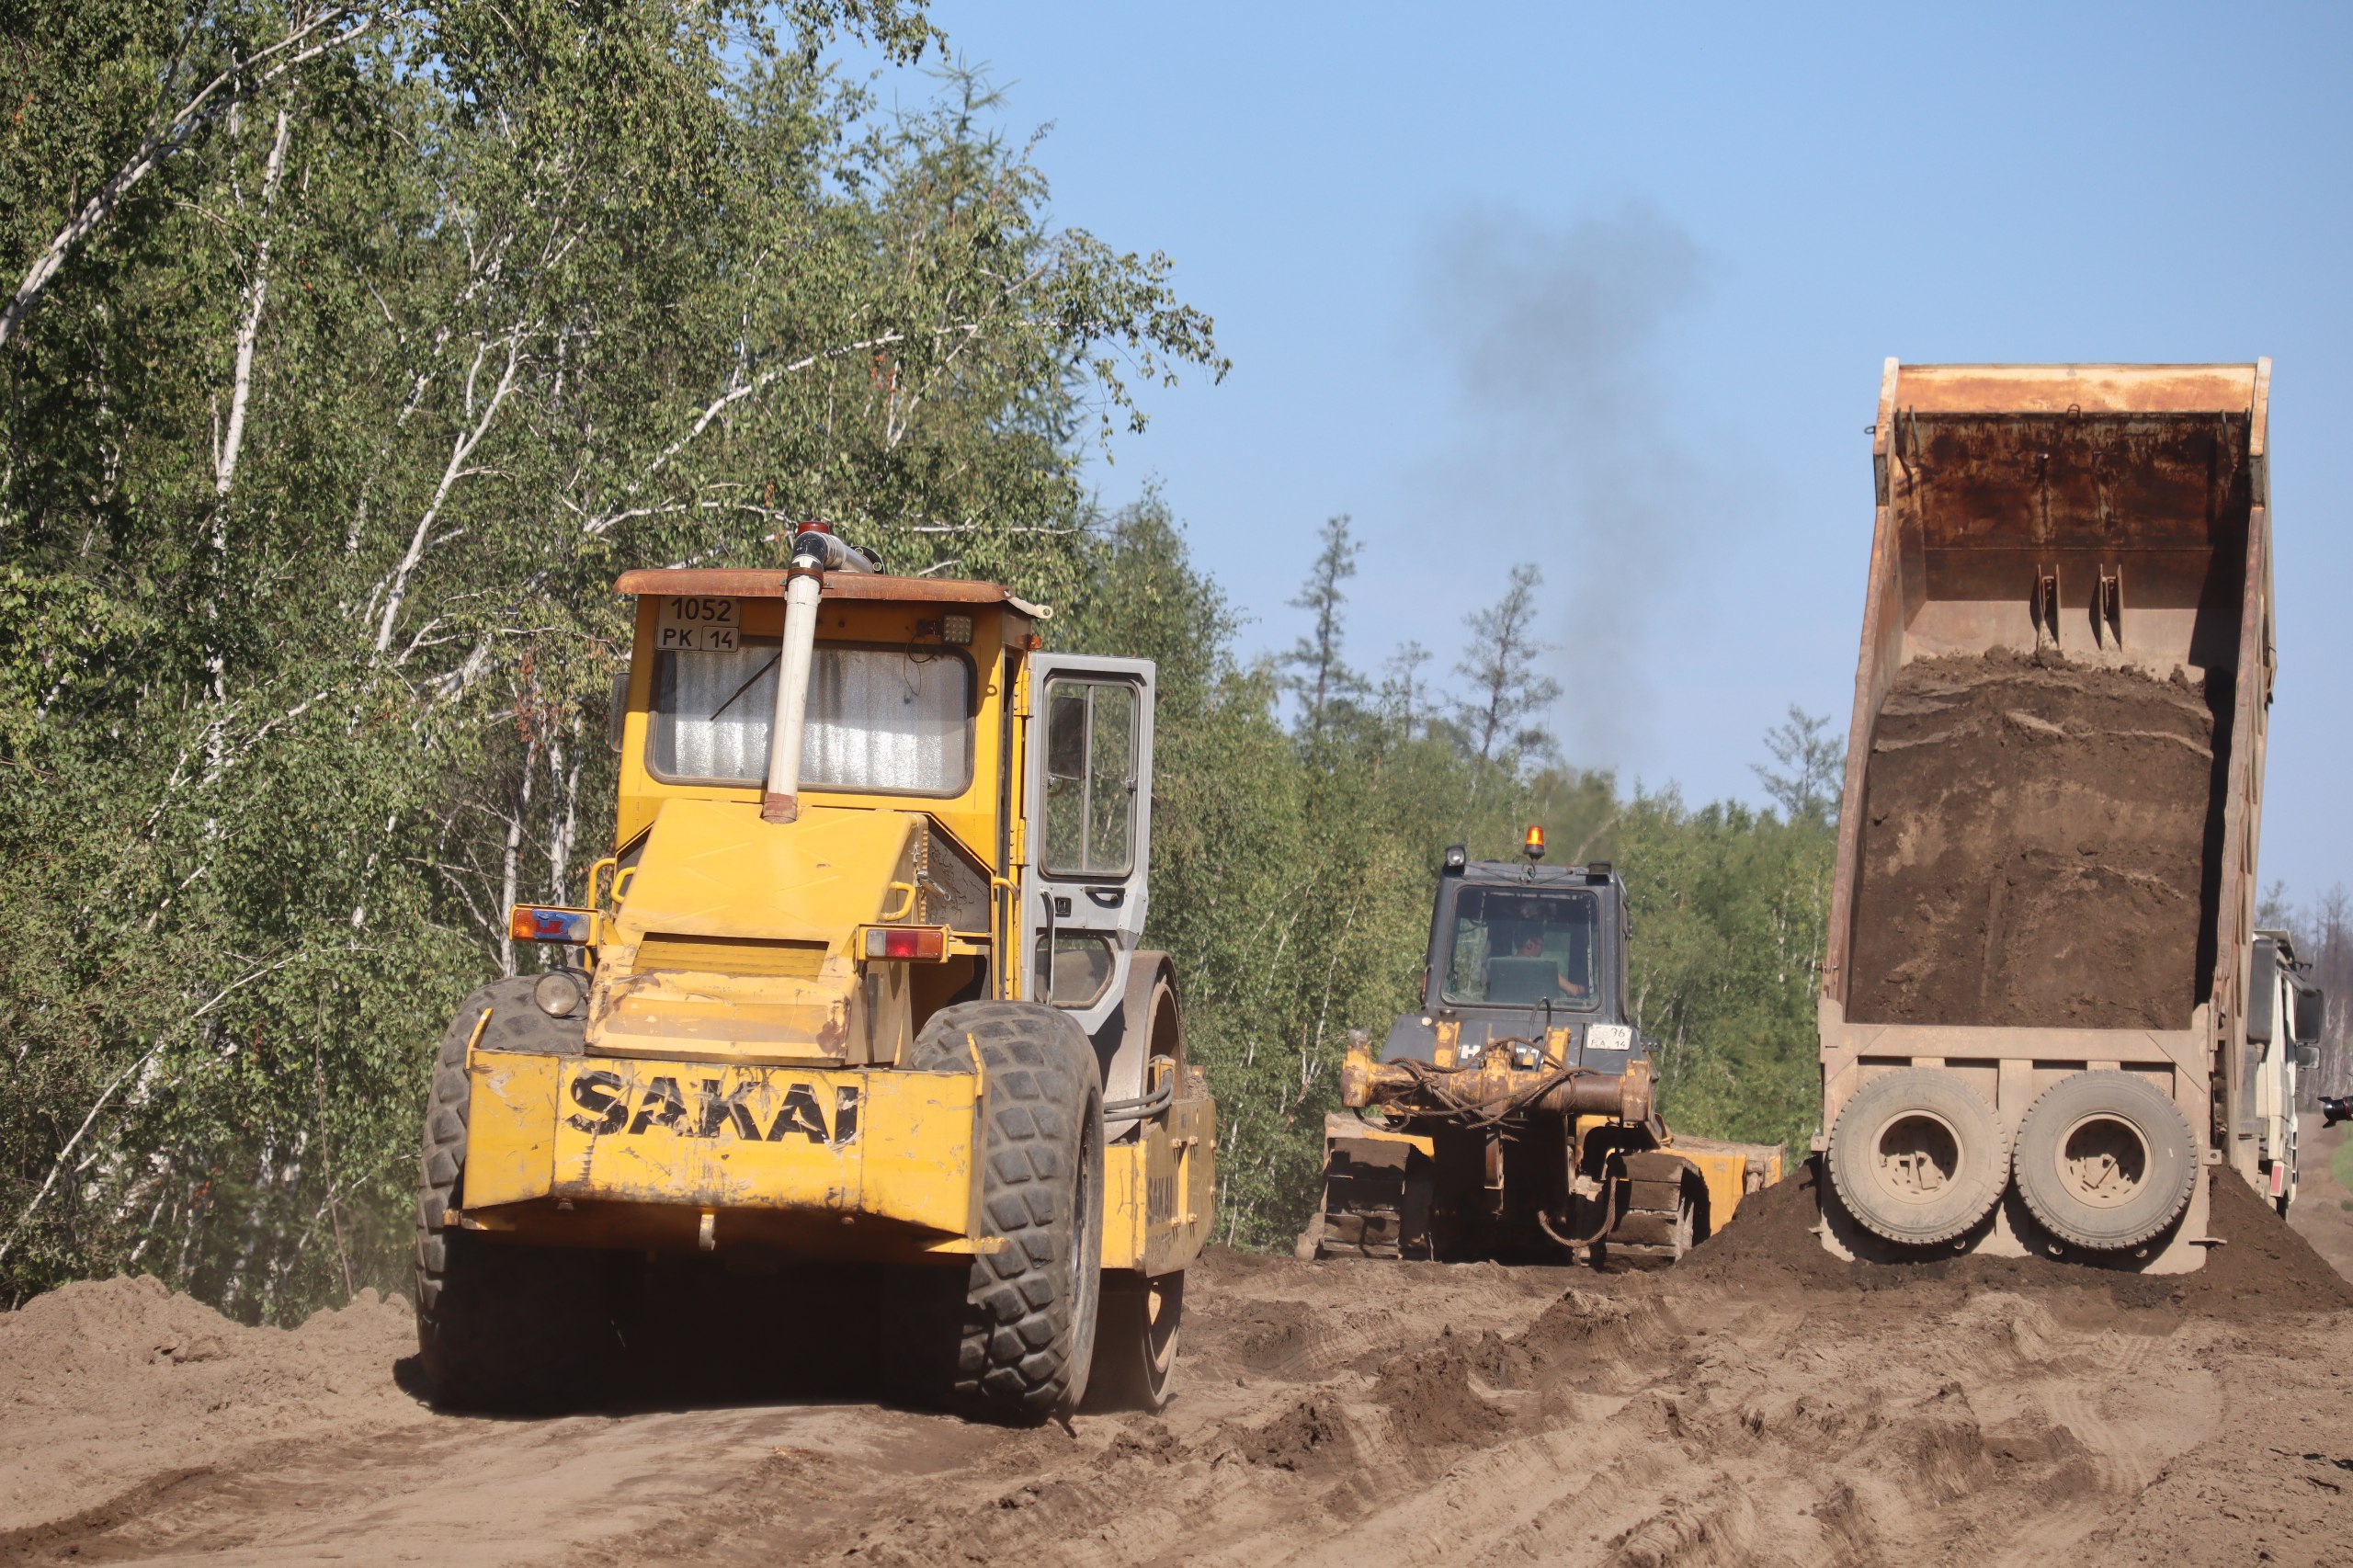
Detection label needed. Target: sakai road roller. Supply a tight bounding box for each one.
[415,525,1214,1421]
[1298,830,1783,1267]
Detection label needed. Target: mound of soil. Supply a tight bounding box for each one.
[1233,1392,1353,1472]
[1846,651,2221,1028]
[1673,1159,2353,1313]
[1371,1344,1508,1449]
[0,1275,421,1532]
[2197,1165,2353,1312]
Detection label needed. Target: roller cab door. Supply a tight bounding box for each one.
[1021,655,1155,1035]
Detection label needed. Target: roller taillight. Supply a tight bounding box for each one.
[509,904,595,945]
[864,926,947,961]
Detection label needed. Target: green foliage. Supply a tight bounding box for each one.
[1279,515,1363,736]
[1,0,1830,1304]
[1754,704,1845,826]
[1057,503,1836,1250]
[0,0,1222,1317]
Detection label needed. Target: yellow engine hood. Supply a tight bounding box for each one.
[585,800,922,1067]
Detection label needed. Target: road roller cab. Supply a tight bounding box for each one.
[415,528,1214,1420]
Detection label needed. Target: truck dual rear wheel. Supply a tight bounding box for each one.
[913,1002,1106,1423]
[2012,1071,2197,1251]
[1825,1068,2007,1246]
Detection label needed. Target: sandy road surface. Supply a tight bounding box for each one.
[2288,1118,2353,1281]
[7,1167,2353,1568]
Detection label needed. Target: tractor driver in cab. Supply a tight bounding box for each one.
[1513,932,1588,998]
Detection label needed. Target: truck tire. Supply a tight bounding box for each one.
[414,979,607,1410]
[1084,1271,1184,1413]
[1825,1068,2007,1246]
[911,1002,1106,1423]
[2012,1072,2198,1251]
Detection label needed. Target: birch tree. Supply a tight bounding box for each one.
[0,1,1224,1315]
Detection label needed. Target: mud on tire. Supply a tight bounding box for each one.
[912,1001,1106,1423]
[414,979,608,1411]
[1825,1067,2007,1246]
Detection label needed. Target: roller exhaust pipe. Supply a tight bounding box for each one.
[762,523,877,824]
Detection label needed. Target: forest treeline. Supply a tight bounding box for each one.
[1058,510,1836,1248]
[0,0,1829,1315]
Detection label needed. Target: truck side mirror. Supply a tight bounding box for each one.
[608,670,629,754]
[2293,985,2325,1045]
[2297,1044,2322,1072]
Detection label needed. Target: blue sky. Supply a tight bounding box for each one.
[848,2,2353,898]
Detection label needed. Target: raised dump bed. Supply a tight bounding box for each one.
[1816,360,2283,1272]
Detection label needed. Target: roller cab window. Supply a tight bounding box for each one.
[1442,887,1599,1008]
[646,642,973,795]
[1040,677,1139,878]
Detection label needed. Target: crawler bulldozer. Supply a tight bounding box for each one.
[415,525,1213,1421]
[1299,831,1782,1267]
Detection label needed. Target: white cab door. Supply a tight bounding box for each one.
[1020,655,1155,1040]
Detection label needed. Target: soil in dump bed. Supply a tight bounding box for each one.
[1846,650,2222,1028]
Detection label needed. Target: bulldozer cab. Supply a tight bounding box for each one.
[1382,855,1640,1072]
[1439,884,1601,1006]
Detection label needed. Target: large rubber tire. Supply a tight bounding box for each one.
[1825,1068,2007,1246]
[1084,1271,1184,1413]
[912,1001,1106,1423]
[414,979,607,1411]
[2012,1071,2198,1251]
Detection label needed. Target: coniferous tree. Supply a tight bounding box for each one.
[1279,515,1363,740]
[1456,562,1563,766]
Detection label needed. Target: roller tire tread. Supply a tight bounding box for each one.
[413,979,603,1410]
[912,1001,1105,1423]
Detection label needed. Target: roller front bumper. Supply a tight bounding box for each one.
[460,1051,979,1242]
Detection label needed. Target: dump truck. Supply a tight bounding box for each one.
[1298,831,1784,1266]
[1816,359,2326,1270]
[414,525,1214,1419]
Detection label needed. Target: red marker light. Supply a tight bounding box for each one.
[508,905,594,945]
[864,926,947,961]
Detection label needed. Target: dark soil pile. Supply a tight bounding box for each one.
[1845,651,2221,1028]
[1673,1158,2353,1313]
[1371,1344,1509,1449]
[2195,1165,2353,1312]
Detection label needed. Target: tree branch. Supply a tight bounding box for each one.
[0,6,373,346]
